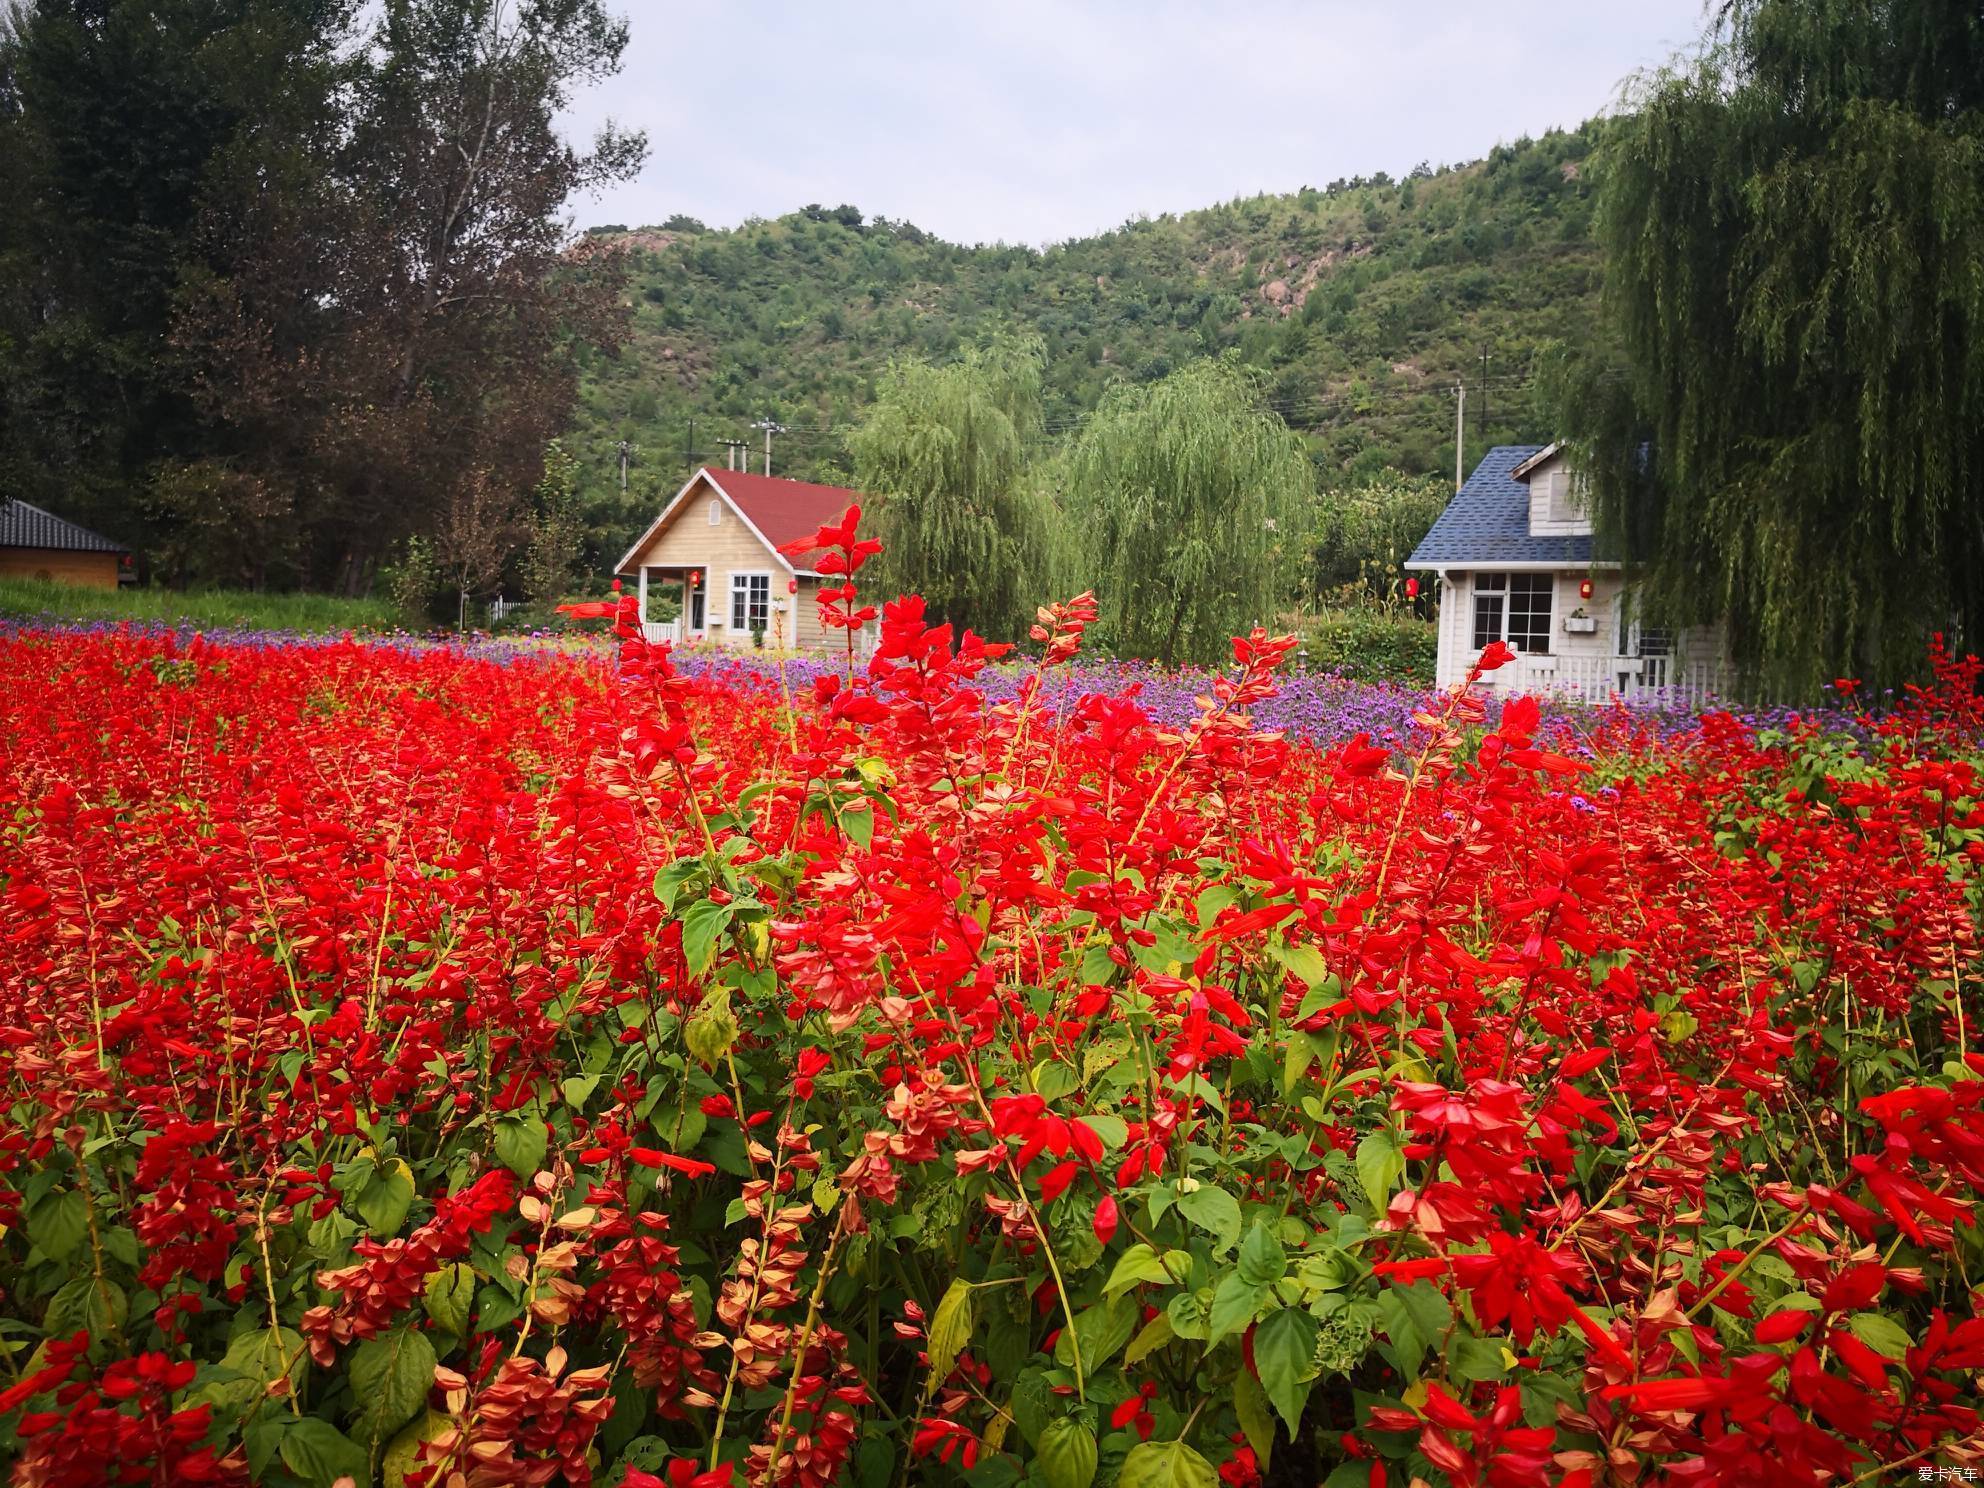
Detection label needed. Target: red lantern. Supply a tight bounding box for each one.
[1579,578,1593,600]
[1404,577,1419,600]
[689,570,701,588]
[610,578,621,593]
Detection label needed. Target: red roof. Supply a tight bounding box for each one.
[701,467,864,564]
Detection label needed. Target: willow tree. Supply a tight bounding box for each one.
[1066,357,1313,666]
[846,333,1061,641]
[1555,0,1984,688]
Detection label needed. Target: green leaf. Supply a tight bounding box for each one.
[1375,1281,1450,1376]
[222,1325,307,1405]
[1294,978,1344,1025]
[927,1278,975,1391]
[279,1417,369,1488]
[1282,1030,1316,1096]
[383,1410,453,1488]
[354,1157,415,1236]
[494,1115,548,1178]
[1123,1311,1176,1366]
[684,989,740,1066]
[1176,1184,1242,1250]
[1253,1308,1319,1434]
[1011,1368,1054,1448]
[1081,1112,1129,1149]
[652,858,702,913]
[351,1327,439,1444]
[679,897,735,978]
[44,1274,126,1340]
[1054,1293,1139,1372]
[1233,1363,1276,1471]
[1117,1439,1220,1488]
[422,1263,476,1337]
[1237,1222,1286,1288]
[1847,1312,1912,1361]
[1105,1244,1175,1299]
[1354,1131,1403,1216]
[1268,942,1329,989]
[1036,1418,1099,1488]
[840,798,876,849]
[1450,1332,1512,1384]
[28,1188,87,1260]
[1205,1273,1266,1347]
[854,1433,897,1488]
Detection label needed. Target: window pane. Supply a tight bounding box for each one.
[1471,590,1504,650]
[1507,574,1553,652]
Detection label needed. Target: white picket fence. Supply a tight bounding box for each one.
[1497,652,1736,708]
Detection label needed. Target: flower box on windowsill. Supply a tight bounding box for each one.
[1562,615,1599,635]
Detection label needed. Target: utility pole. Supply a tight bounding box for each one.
[683,417,695,471]
[1454,381,1466,492]
[752,417,786,476]
[615,440,633,492]
[719,438,749,471]
[1480,347,1491,435]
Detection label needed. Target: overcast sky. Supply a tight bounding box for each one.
[561,1,1710,247]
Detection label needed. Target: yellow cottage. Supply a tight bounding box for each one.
[614,466,868,651]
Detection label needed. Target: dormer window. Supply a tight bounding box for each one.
[1543,468,1588,526]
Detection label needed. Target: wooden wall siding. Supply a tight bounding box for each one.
[1523,452,1595,538]
[0,549,119,589]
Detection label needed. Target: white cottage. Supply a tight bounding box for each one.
[1406,444,1733,704]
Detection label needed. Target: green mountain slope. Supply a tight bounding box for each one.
[566,122,1604,540]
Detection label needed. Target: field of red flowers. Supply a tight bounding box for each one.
[3,515,1983,1488]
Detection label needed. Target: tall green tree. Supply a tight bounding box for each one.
[1066,357,1313,666]
[847,333,1061,640]
[0,0,351,551]
[1555,0,1984,688]
[173,0,646,592]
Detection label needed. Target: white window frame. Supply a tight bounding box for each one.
[729,571,771,633]
[707,498,722,526]
[1471,572,1554,655]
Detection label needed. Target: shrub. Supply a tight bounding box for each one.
[1301,605,1438,683]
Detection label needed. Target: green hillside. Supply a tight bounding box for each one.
[566,122,1605,552]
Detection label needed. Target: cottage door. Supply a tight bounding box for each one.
[688,586,707,638]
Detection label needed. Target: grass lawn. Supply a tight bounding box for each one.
[0,576,398,632]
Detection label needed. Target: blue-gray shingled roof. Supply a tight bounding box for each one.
[0,498,124,554]
[1404,445,1607,568]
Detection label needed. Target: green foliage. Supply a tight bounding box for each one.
[566,128,1604,561]
[1554,0,1984,688]
[384,535,443,628]
[1067,359,1314,665]
[520,441,585,605]
[0,576,397,632]
[1299,608,1437,685]
[848,333,1063,639]
[1310,468,1452,602]
[0,0,643,594]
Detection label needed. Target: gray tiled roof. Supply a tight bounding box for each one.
[0,499,124,553]
[1405,445,1603,568]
